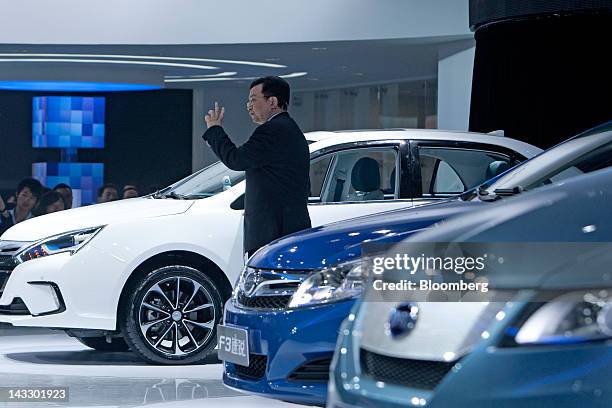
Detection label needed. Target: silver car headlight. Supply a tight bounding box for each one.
[515,291,612,345]
[16,226,105,264]
[288,260,366,308]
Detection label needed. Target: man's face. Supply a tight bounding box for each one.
[16,187,38,213]
[55,187,72,209]
[99,187,119,203]
[123,189,138,199]
[46,198,65,214]
[247,84,274,124]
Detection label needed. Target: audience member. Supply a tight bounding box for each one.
[53,183,73,209]
[32,191,66,216]
[97,183,119,203]
[5,194,16,207]
[0,178,43,235]
[1,176,148,233]
[122,184,140,199]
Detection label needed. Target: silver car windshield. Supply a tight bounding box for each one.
[483,127,612,194]
[154,161,245,199]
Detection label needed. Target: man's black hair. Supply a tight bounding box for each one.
[98,183,119,197]
[16,178,44,199]
[32,191,65,217]
[53,183,72,191]
[250,76,290,110]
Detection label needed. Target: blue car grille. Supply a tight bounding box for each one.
[236,292,292,310]
[288,357,332,382]
[360,349,455,390]
[234,354,267,380]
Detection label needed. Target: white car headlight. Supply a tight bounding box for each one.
[515,291,612,345]
[16,226,105,264]
[288,260,366,308]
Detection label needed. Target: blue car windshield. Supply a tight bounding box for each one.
[473,123,612,199]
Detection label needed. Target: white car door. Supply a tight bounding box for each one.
[306,141,414,227]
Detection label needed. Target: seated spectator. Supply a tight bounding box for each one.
[122,184,139,199]
[53,183,73,209]
[97,183,119,203]
[0,178,44,235]
[32,191,66,217]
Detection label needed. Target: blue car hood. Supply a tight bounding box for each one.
[250,200,484,270]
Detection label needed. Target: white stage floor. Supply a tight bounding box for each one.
[0,327,311,408]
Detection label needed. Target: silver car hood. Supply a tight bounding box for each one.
[358,301,502,361]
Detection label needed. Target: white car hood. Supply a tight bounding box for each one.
[1,197,194,242]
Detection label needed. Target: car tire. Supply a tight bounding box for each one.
[121,265,223,365]
[75,336,130,352]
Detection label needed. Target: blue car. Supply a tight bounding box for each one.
[329,166,612,408]
[221,121,612,405]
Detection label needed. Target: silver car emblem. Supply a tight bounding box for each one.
[241,269,262,297]
[388,302,419,339]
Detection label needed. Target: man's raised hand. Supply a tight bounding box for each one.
[204,101,225,128]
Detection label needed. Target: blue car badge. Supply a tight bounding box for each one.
[388,302,419,339]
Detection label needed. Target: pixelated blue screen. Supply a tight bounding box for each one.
[32,96,105,148]
[33,162,104,206]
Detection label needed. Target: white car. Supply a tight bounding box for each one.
[0,129,540,364]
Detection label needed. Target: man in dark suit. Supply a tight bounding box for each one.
[202,76,311,257]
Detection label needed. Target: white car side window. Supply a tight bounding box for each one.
[433,161,464,193]
[419,147,511,196]
[309,154,334,199]
[319,147,398,203]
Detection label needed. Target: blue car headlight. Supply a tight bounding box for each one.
[288,260,366,308]
[16,226,105,264]
[515,291,612,345]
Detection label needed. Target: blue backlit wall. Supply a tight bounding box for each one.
[0,90,192,204]
[31,96,106,206]
[32,96,105,148]
[32,163,104,206]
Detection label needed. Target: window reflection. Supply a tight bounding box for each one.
[293,79,437,132]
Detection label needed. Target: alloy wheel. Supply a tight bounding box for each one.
[138,276,216,357]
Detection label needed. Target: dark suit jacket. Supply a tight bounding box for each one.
[202,112,311,254]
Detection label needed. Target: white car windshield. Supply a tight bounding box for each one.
[154,161,245,199]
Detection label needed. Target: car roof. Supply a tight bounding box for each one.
[306,128,542,158]
[304,131,339,143]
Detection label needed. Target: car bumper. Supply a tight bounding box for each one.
[222,297,355,406]
[330,303,612,408]
[0,246,128,330]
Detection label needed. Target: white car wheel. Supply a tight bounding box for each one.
[122,265,223,365]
